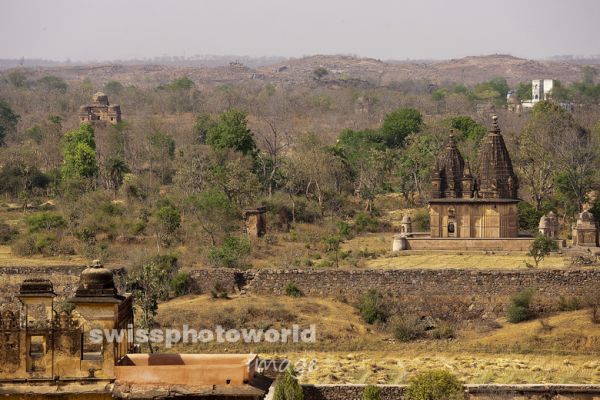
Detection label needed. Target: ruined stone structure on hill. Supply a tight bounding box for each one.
[78,92,122,124]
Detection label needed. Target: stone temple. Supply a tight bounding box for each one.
[429,115,519,239]
[393,116,552,252]
[78,92,122,124]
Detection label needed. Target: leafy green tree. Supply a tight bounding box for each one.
[472,77,509,103]
[193,113,216,144]
[515,101,588,210]
[187,189,239,245]
[0,100,20,146]
[528,235,558,267]
[126,256,177,352]
[208,235,252,268]
[325,234,342,268]
[155,205,181,247]
[516,82,533,100]
[37,75,68,93]
[335,128,393,211]
[449,116,486,142]
[397,131,440,203]
[380,108,423,148]
[549,80,571,101]
[61,123,98,182]
[517,201,551,233]
[405,370,464,400]
[0,162,49,198]
[273,366,304,400]
[205,150,261,209]
[206,109,256,155]
[25,212,66,233]
[103,156,130,192]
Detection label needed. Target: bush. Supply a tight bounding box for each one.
[0,220,18,243]
[25,212,66,233]
[273,366,304,400]
[285,283,302,297]
[506,288,535,323]
[353,212,382,233]
[518,201,546,233]
[362,384,381,400]
[389,315,425,342]
[404,370,465,400]
[12,233,74,256]
[171,271,191,296]
[208,236,252,268]
[558,296,582,311]
[337,220,352,238]
[585,289,600,324]
[356,289,388,324]
[431,321,455,339]
[412,209,430,231]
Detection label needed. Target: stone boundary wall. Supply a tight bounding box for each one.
[244,268,600,298]
[302,384,600,400]
[2,265,600,319]
[188,268,600,319]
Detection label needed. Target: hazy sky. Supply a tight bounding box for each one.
[1,0,599,61]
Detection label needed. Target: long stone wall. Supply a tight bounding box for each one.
[189,267,600,319]
[2,265,600,320]
[302,384,600,400]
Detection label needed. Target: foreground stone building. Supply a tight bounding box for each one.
[0,261,267,399]
[78,92,122,124]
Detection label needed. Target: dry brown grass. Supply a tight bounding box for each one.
[155,295,600,384]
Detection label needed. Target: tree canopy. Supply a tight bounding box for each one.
[379,108,423,148]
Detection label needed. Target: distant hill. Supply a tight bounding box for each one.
[0,54,591,88]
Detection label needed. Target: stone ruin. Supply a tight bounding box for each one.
[572,209,598,247]
[539,211,559,238]
[78,92,122,124]
[244,206,267,237]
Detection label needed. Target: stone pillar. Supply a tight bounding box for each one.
[400,216,412,235]
[538,215,550,237]
[243,206,267,237]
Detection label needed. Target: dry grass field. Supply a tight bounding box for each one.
[155,295,600,384]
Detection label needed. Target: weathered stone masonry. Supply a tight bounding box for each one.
[191,268,600,319]
[2,267,599,319]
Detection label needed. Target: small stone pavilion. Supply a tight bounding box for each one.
[394,116,562,252]
[572,210,599,247]
[78,92,122,124]
[0,261,267,399]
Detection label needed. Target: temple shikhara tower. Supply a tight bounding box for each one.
[429,116,519,238]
